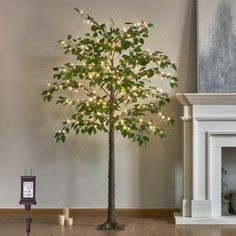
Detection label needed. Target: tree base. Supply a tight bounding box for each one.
[97,221,125,230]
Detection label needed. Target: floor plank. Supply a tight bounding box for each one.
[1,216,236,236]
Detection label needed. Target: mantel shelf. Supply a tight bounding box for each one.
[176,93,236,105]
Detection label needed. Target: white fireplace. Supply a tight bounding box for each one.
[175,93,236,224]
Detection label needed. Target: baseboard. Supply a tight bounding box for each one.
[0,208,180,218]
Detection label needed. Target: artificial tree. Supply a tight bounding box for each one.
[41,9,177,230]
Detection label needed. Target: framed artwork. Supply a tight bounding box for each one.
[198,0,236,92]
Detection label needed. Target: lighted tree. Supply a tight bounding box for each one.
[41,9,177,230]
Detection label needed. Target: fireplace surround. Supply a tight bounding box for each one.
[175,93,236,224]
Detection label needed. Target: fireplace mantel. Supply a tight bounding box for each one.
[176,93,236,105]
[175,93,236,224]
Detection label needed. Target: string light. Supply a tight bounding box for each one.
[149,125,155,132]
[43,20,176,141]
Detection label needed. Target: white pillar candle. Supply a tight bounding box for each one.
[63,207,70,223]
[58,215,65,226]
[68,217,73,226]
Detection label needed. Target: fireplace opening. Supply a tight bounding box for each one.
[222,147,236,216]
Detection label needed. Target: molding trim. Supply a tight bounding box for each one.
[0,208,180,218]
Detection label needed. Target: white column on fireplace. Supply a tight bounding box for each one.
[175,93,236,224]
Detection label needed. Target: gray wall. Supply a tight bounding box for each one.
[0,0,197,208]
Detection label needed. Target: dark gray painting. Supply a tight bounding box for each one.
[198,0,236,92]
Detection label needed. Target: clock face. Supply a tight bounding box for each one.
[23,181,34,198]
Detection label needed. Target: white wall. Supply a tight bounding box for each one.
[0,0,197,208]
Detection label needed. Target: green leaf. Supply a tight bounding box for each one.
[41,90,48,95]
[64,49,70,54]
[47,95,52,102]
[56,137,60,143]
[172,63,177,70]
[74,8,80,13]
[122,40,131,50]
[41,12,177,146]
[143,136,150,142]
[91,25,97,32]
[147,23,154,27]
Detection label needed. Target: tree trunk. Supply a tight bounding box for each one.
[97,123,124,230]
[107,121,116,222]
[97,83,124,230]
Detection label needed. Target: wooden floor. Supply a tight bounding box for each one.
[1,216,236,236]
